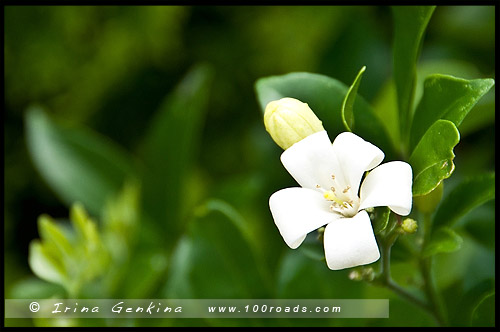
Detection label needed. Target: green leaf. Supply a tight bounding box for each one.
[447,278,495,326]
[409,74,494,152]
[25,107,136,216]
[371,79,400,154]
[423,227,463,257]
[162,200,267,299]
[413,181,443,214]
[37,215,74,259]
[28,240,67,286]
[70,203,99,245]
[371,206,391,235]
[101,180,140,260]
[458,88,495,136]
[463,201,495,250]
[341,66,366,131]
[470,291,495,327]
[432,173,495,231]
[277,250,363,300]
[409,119,460,196]
[8,277,66,299]
[255,72,394,158]
[138,63,213,239]
[412,59,484,112]
[391,6,435,134]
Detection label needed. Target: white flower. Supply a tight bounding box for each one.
[269,130,413,270]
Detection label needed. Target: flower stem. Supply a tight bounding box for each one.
[378,223,429,311]
[419,213,447,326]
[376,213,445,326]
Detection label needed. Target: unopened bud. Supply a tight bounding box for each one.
[401,218,418,234]
[264,97,324,150]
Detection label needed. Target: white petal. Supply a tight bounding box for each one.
[269,187,341,249]
[323,210,380,270]
[331,132,385,194]
[359,161,413,216]
[280,131,341,190]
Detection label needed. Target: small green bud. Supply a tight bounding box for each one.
[264,97,324,150]
[400,218,418,234]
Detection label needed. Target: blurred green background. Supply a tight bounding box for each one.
[4,5,495,327]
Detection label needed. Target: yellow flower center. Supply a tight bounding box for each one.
[317,173,360,218]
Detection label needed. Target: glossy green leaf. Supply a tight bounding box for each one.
[371,206,391,235]
[423,227,463,257]
[409,119,460,196]
[341,66,366,131]
[391,6,435,134]
[412,59,484,112]
[25,107,136,216]
[432,173,495,231]
[255,72,394,157]
[410,74,494,152]
[138,63,213,239]
[458,88,495,136]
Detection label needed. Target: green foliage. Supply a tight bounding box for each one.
[409,120,460,196]
[414,182,443,214]
[423,227,463,257]
[432,173,495,231]
[29,204,109,297]
[391,6,435,134]
[255,72,394,157]
[138,64,214,242]
[470,291,495,327]
[371,207,391,235]
[409,74,494,152]
[25,107,136,215]
[341,66,366,132]
[163,199,268,300]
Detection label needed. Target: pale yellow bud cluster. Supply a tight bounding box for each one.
[401,218,418,234]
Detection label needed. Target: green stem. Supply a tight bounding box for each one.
[376,213,447,326]
[419,213,447,326]
[380,234,429,311]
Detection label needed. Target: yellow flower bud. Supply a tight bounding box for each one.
[401,218,418,234]
[264,97,324,150]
